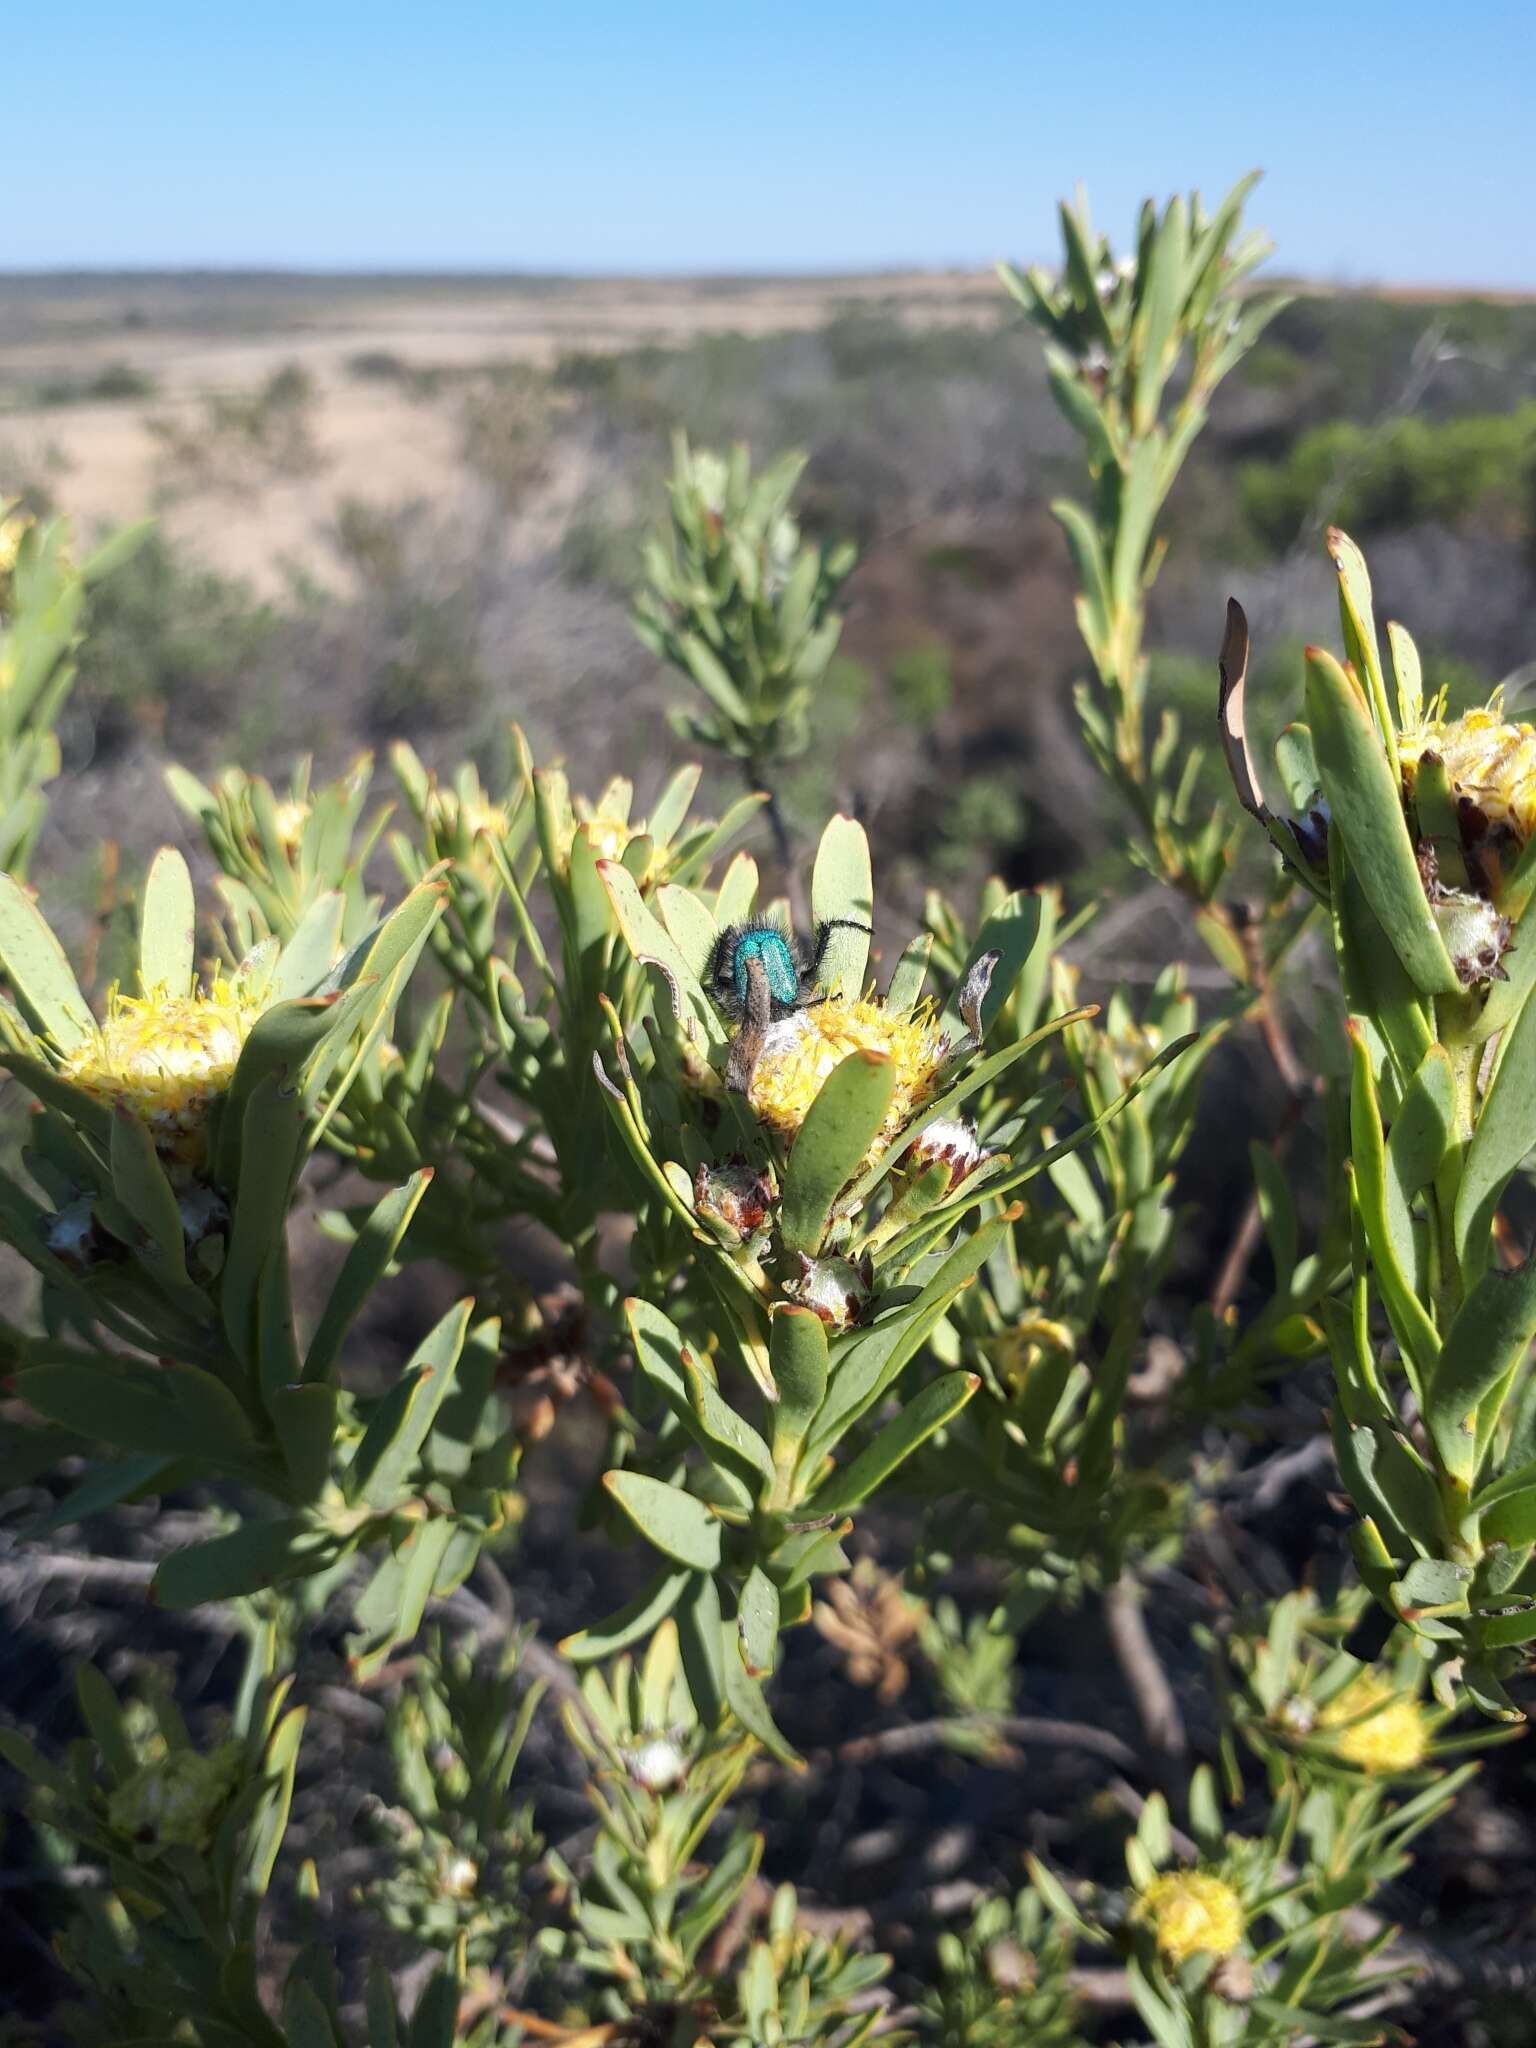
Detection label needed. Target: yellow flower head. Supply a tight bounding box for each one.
[748,998,951,1143]
[270,797,310,852]
[64,980,258,1156]
[0,503,31,581]
[431,789,509,843]
[1141,1871,1245,1966]
[1318,1674,1429,1774]
[577,809,633,865]
[1399,703,1536,851]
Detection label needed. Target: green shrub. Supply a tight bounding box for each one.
[889,639,955,725]
[1240,400,1536,550]
[31,361,158,407]
[72,529,281,742]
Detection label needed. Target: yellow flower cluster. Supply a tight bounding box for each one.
[430,789,510,842]
[1141,1871,1245,1966]
[576,810,633,864]
[270,797,311,852]
[1399,705,1536,849]
[1318,1674,1429,1774]
[0,503,31,580]
[64,981,258,1157]
[748,998,950,1142]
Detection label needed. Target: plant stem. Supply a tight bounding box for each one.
[1103,1573,1188,1765]
[747,757,807,928]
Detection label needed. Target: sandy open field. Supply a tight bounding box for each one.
[0,272,999,585]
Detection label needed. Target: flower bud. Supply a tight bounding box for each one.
[693,1158,773,1241]
[620,1734,688,1794]
[790,1252,873,1329]
[900,1117,993,1195]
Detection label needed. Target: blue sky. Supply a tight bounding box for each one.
[6,2,1532,285]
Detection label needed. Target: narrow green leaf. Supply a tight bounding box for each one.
[1481,1482,1536,1549]
[1386,1048,1456,1259]
[1250,1142,1297,1293]
[1274,722,1320,812]
[257,1242,302,1405]
[1332,845,1432,1091]
[1479,1606,1536,1649]
[938,890,1048,1043]
[75,1663,137,1783]
[80,517,153,584]
[272,892,346,1003]
[0,874,93,1049]
[1456,986,1536,1281]
[810,815,873,998]
[1110,436,1166,612]
[138,847,197,996]
[657,883,721,984]
[1306,645,1457,995]
[153,1519,338,1607]
[623,1298,765,1499]
[349,1299,473,1508]
[674,1831,764,1954]
[0,1050,113,1146]
[737,1565,780,1679]
[1335,1419,1441,1557]
[722,1626,801,1765]
[350,1519,456,1677]
[366,1963,401,2048]
[245,1704,307,1895]
[217,996,346,1191]
[604,1471,722,1570]
[1393,1556,1472,1614]
[270,1384,337,1503]
[16,1359,260,1469]
[1131,195,1187,435]
[779,1049,894,1256]
[885,932,931,1012]
[306,874,448,1101]
[560,1565,693,1662]
[1427,1253,1536,1486]
[807,1213,1008,1462]
[1387,619,1424,729]
[768,1307,829,1472]
[676,1570,727,1726]
[682,1353,774,1488]
[600,857,721,1042]
[713,848,759,930]
[1328,526,1394,741]
[221,1077,304,1366]
[809,1372,980,1514]
[304,1169,433,1383]
[282,1980,340,2048]
[1348,1024,1440,1389]
[26,1452,174,1538]
[109,1102,189,1283]
[1049,498,1110,651]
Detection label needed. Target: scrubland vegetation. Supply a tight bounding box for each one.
[2,187,1536,2047]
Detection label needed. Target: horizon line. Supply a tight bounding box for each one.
[0,263,1532,303]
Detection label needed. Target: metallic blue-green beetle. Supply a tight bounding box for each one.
[707,917,871,1093]
[706,919,861,1024]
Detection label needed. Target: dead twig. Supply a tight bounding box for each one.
[826,1713,1140,1773]
[1103,1576,1188,1764]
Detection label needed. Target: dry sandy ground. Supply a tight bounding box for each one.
[0,272,998,586]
